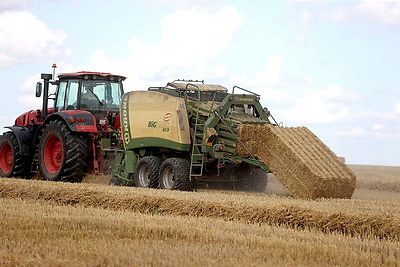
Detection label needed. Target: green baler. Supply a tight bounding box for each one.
[110,80,273,191]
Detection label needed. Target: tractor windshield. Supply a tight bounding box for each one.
[80,81,123,111]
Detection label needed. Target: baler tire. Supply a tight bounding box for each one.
[134,156,163,188]
[234,165,268,192]
[109,176,122,186]
[0,132,31,178]
[159,158,193,191]
[249,169,268,192]
[38,120,88,182]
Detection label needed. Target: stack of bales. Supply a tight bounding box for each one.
[237,124,356,199]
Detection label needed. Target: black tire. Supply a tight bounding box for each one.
[234,164,268,192]
[0,132,31,178]
[159,158,193,191]
[38,120,88,182]
[109,176,121,186]
[134,156,163,188]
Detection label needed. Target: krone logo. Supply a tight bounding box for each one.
[122,97,131,144]
[163,112,172,122]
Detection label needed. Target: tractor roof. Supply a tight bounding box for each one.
[167,82,228,92]
[57,71,126,81]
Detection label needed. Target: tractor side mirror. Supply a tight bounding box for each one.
[35,82,42,97]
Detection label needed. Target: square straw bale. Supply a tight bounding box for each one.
[237,124,356,199]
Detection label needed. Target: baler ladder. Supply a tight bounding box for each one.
[190,123,205,178]
[188,85,205,180]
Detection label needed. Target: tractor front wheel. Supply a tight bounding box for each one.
[134,156,162,188]
[0,132,30,178]
[38,120,88,182]
[159,158,192,191]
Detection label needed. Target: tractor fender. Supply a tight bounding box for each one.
[4,126,33,156]
[43,111,98,133]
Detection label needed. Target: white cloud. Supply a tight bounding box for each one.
[330,9,347,23]
[395,102,400,114]
[161,6,243,61]
[67,6,244,91]
[17,6,244,108]
[140,0,212,8]
[229,70,359,126]
[255,55,284,86]
[336,102,400,139]
[321,84,358,100]
[356,0,400,26]
[325,0,400,27]
[346,126,365,137]
[288,1,400,34]
[134,5,244,79]
[18,94,42,108]
[288,0,323,2]
[0,11,68,68]
[228,55,295,103]
[19,73,41,92]
[226,57,360,127]
[232,56,284,86]
[0,0,33,10]
[17,73,43,108]
[298,10,312,41]
[276,84,358,124]
[372,124,384,130]
[369,102,400,122]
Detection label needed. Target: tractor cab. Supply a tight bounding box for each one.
[34,70,126,132]
[54,72,125,112]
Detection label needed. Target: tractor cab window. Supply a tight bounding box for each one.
[54,80,79,111]
[66,80,79,110]
[55,81,67,111]
[80,81,122,111]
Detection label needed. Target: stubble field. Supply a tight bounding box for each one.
[0,164,399,266]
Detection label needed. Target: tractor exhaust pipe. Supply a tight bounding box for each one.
[40,73,52,117]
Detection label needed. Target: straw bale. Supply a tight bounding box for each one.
[237,124,357,199]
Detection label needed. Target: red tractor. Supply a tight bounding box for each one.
[0,67,126,182]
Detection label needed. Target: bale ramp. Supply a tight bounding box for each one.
[237,124,356,199]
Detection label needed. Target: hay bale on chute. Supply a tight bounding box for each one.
[237,124,356,199]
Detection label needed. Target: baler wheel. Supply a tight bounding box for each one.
[38,120,88,182]
[0,132,30,178]
[159,158,193,191]
[134,156,163,188]
[233,165,268,192]
[109,176,122,186]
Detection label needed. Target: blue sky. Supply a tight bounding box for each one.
[0,0,399,166]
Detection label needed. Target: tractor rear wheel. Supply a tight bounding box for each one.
[134,156,162,188]
[159,158,192,191]
[38,120,88,182]
[0,132,30,178]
